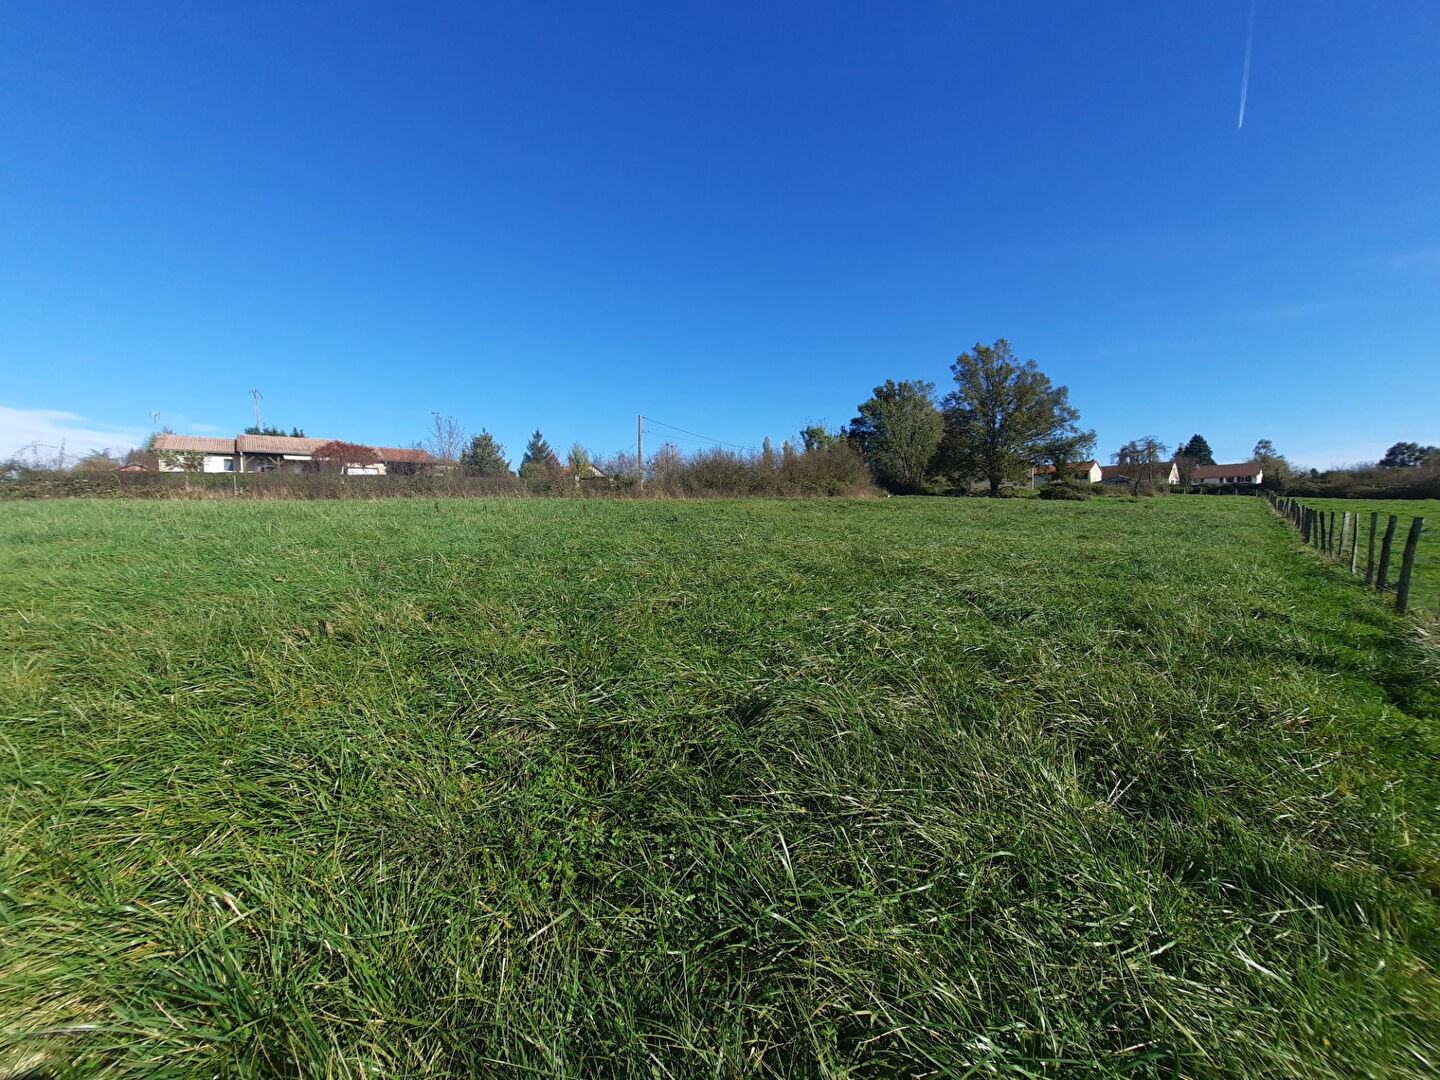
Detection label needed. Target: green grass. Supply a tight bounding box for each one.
[2,497,1437,1078]
[1283,498,1440,617]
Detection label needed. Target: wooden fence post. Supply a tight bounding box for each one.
[1376,515,1399,591]
[1339,512,1351,562]
[1394,518,1425,612]
[1350,517,1360,574]
[1366,512,1378,585]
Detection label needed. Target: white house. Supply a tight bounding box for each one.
[1192,462,1264,487]
[152,434,434,475]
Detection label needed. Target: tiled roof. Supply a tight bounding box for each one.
[152,434,237,454]
[154,433,437,462]
[1033,460,1098,475]
[1193,462,1260,479]
[376,447,435,463]
[235,434,332,454]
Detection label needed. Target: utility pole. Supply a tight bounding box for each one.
[249,389,263,433]
[637,415,644,492]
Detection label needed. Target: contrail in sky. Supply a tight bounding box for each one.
[1238,0,1256,129]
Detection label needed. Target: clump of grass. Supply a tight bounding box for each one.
[1,497,1437,1077]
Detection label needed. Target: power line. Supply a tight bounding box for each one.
[642,416,760,454]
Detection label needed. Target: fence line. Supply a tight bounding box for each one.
[1267,494,1429,616]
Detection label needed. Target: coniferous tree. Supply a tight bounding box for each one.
[520,429,561,480]
[1181,434,1216,466]
[460,430,510,476]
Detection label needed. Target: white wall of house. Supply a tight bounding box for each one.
[157,455,234,473]
[1198,470,1262,486]
[158,451,401,476]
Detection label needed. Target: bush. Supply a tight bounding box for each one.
[1038,480,1091,501]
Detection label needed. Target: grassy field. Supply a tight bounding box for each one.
[2,497,1437,1078]
[1283,498,1440,617]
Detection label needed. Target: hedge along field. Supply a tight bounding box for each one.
[1284,497,1440,618]
[1,497,1437,1078]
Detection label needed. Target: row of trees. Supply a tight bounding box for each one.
[419,413,875,496]
[422,342,1304,499]
[1285,442,1440,499]
[846,339,1094,495]
[842,341,1310,497]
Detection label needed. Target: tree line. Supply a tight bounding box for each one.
[7,339,1433,499]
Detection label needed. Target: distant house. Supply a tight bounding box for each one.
[1099,460,1180,487]
[150,435,242,473]
[1032,460,1102,486]
[1192,462,1264,488]
[152,434,435,475]
[561,463,607,479]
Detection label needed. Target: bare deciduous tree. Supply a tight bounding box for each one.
[425,413,466,464]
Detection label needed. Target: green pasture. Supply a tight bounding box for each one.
[1284,497,1440,617]
[2,497,1437,1078]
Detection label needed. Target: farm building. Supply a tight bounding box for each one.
[151,433,435,475]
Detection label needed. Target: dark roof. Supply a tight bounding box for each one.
[1193,462,1261,479]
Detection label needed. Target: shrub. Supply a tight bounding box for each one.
[1038,480,1091,500]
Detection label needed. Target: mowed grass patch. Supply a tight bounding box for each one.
[1,497,1437,1078]
[1287,497,1440,616]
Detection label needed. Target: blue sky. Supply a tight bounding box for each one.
[2,1,1436,469]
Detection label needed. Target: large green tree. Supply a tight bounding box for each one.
[1378,441,1439,468]
[846,380,943,493]
[460,430,510,477]
[938,339,1085,496]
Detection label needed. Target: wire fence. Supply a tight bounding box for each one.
[1268,494,1433,618]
